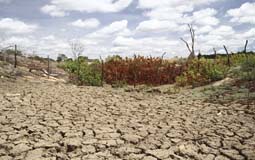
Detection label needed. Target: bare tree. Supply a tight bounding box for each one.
[69,40,85,82]
[69,40,84,60]
[181,24,196,59]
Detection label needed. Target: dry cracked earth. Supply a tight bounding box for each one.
[0,79,255,160]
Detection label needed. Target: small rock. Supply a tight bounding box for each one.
[215,155,230,160]
[220,149,245,160]
[82,139,97,145]
[146,149,173,159]
[34,141,59,148]
[25,148,44,160]
[204,154,215,160]
[82,145,96,154]
[121,134,142,144]
[0,156,12,160]
[10,143,32,155]
[142,156,157,160]
[178,144,200,159]
[64,138,82,152]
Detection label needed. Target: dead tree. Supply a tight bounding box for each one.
[69,40,85,82]
[70,40,84,60]
[223,45,230,67]
[181,24,196,60]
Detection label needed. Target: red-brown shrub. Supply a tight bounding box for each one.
[103,55,185,86]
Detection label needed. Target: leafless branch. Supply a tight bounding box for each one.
[180,38,192,54]
[69,40,84,60]
[180,24,196,59]
[161,52,166,59]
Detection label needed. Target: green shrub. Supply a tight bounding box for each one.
[61,58,102,86]
[240,55,255,81]
[176,58,228,87]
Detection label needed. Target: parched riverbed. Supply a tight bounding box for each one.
[0,79,254,160]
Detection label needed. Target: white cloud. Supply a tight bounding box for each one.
[138,0,223,22]
[41,5,67,17]
[70,18,100,29]
[113,36,178,47]
[111,36,180,56]
[87,20,131,39]
[0,0,12,3]
[41,0,133,17]
[195,25,235,50]
[137,0,221,38]
[196,25,213,34]
[2,36,36,52]
[241,28,255,39]
[209,25,235,36]
[192,8,219,26]
[136,8,219,34]
[195,25,255,53]
[1,35,71,58]
[0,18,38,34]
[38,37,70,56]
[136,19,180,32]
[143,6,193,21]
[42,35,56,41]
[138,0,222,9]
[227,2,255,24]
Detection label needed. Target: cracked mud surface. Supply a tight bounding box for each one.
[0,79,255,160]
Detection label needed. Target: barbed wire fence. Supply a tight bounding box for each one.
[0,43,56,79]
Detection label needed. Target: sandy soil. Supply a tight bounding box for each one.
[0,78,254,160]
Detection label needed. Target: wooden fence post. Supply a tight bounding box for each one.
[77,57,80,82]
[100,56,104,87]
[213,48,217,58]
[244,40,248,53]
[14,44,17,68]
[244,40,249,62]
[213,48,217,64]
[159,52,166,85]
[223,45,230,67]
[47,55,50,79]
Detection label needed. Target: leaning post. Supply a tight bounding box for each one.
[47,55,50,79]
[14,44,17,68]
[100,56,104,87]
[223,45,230,67]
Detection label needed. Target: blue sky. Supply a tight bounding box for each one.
[0,0,255,59]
